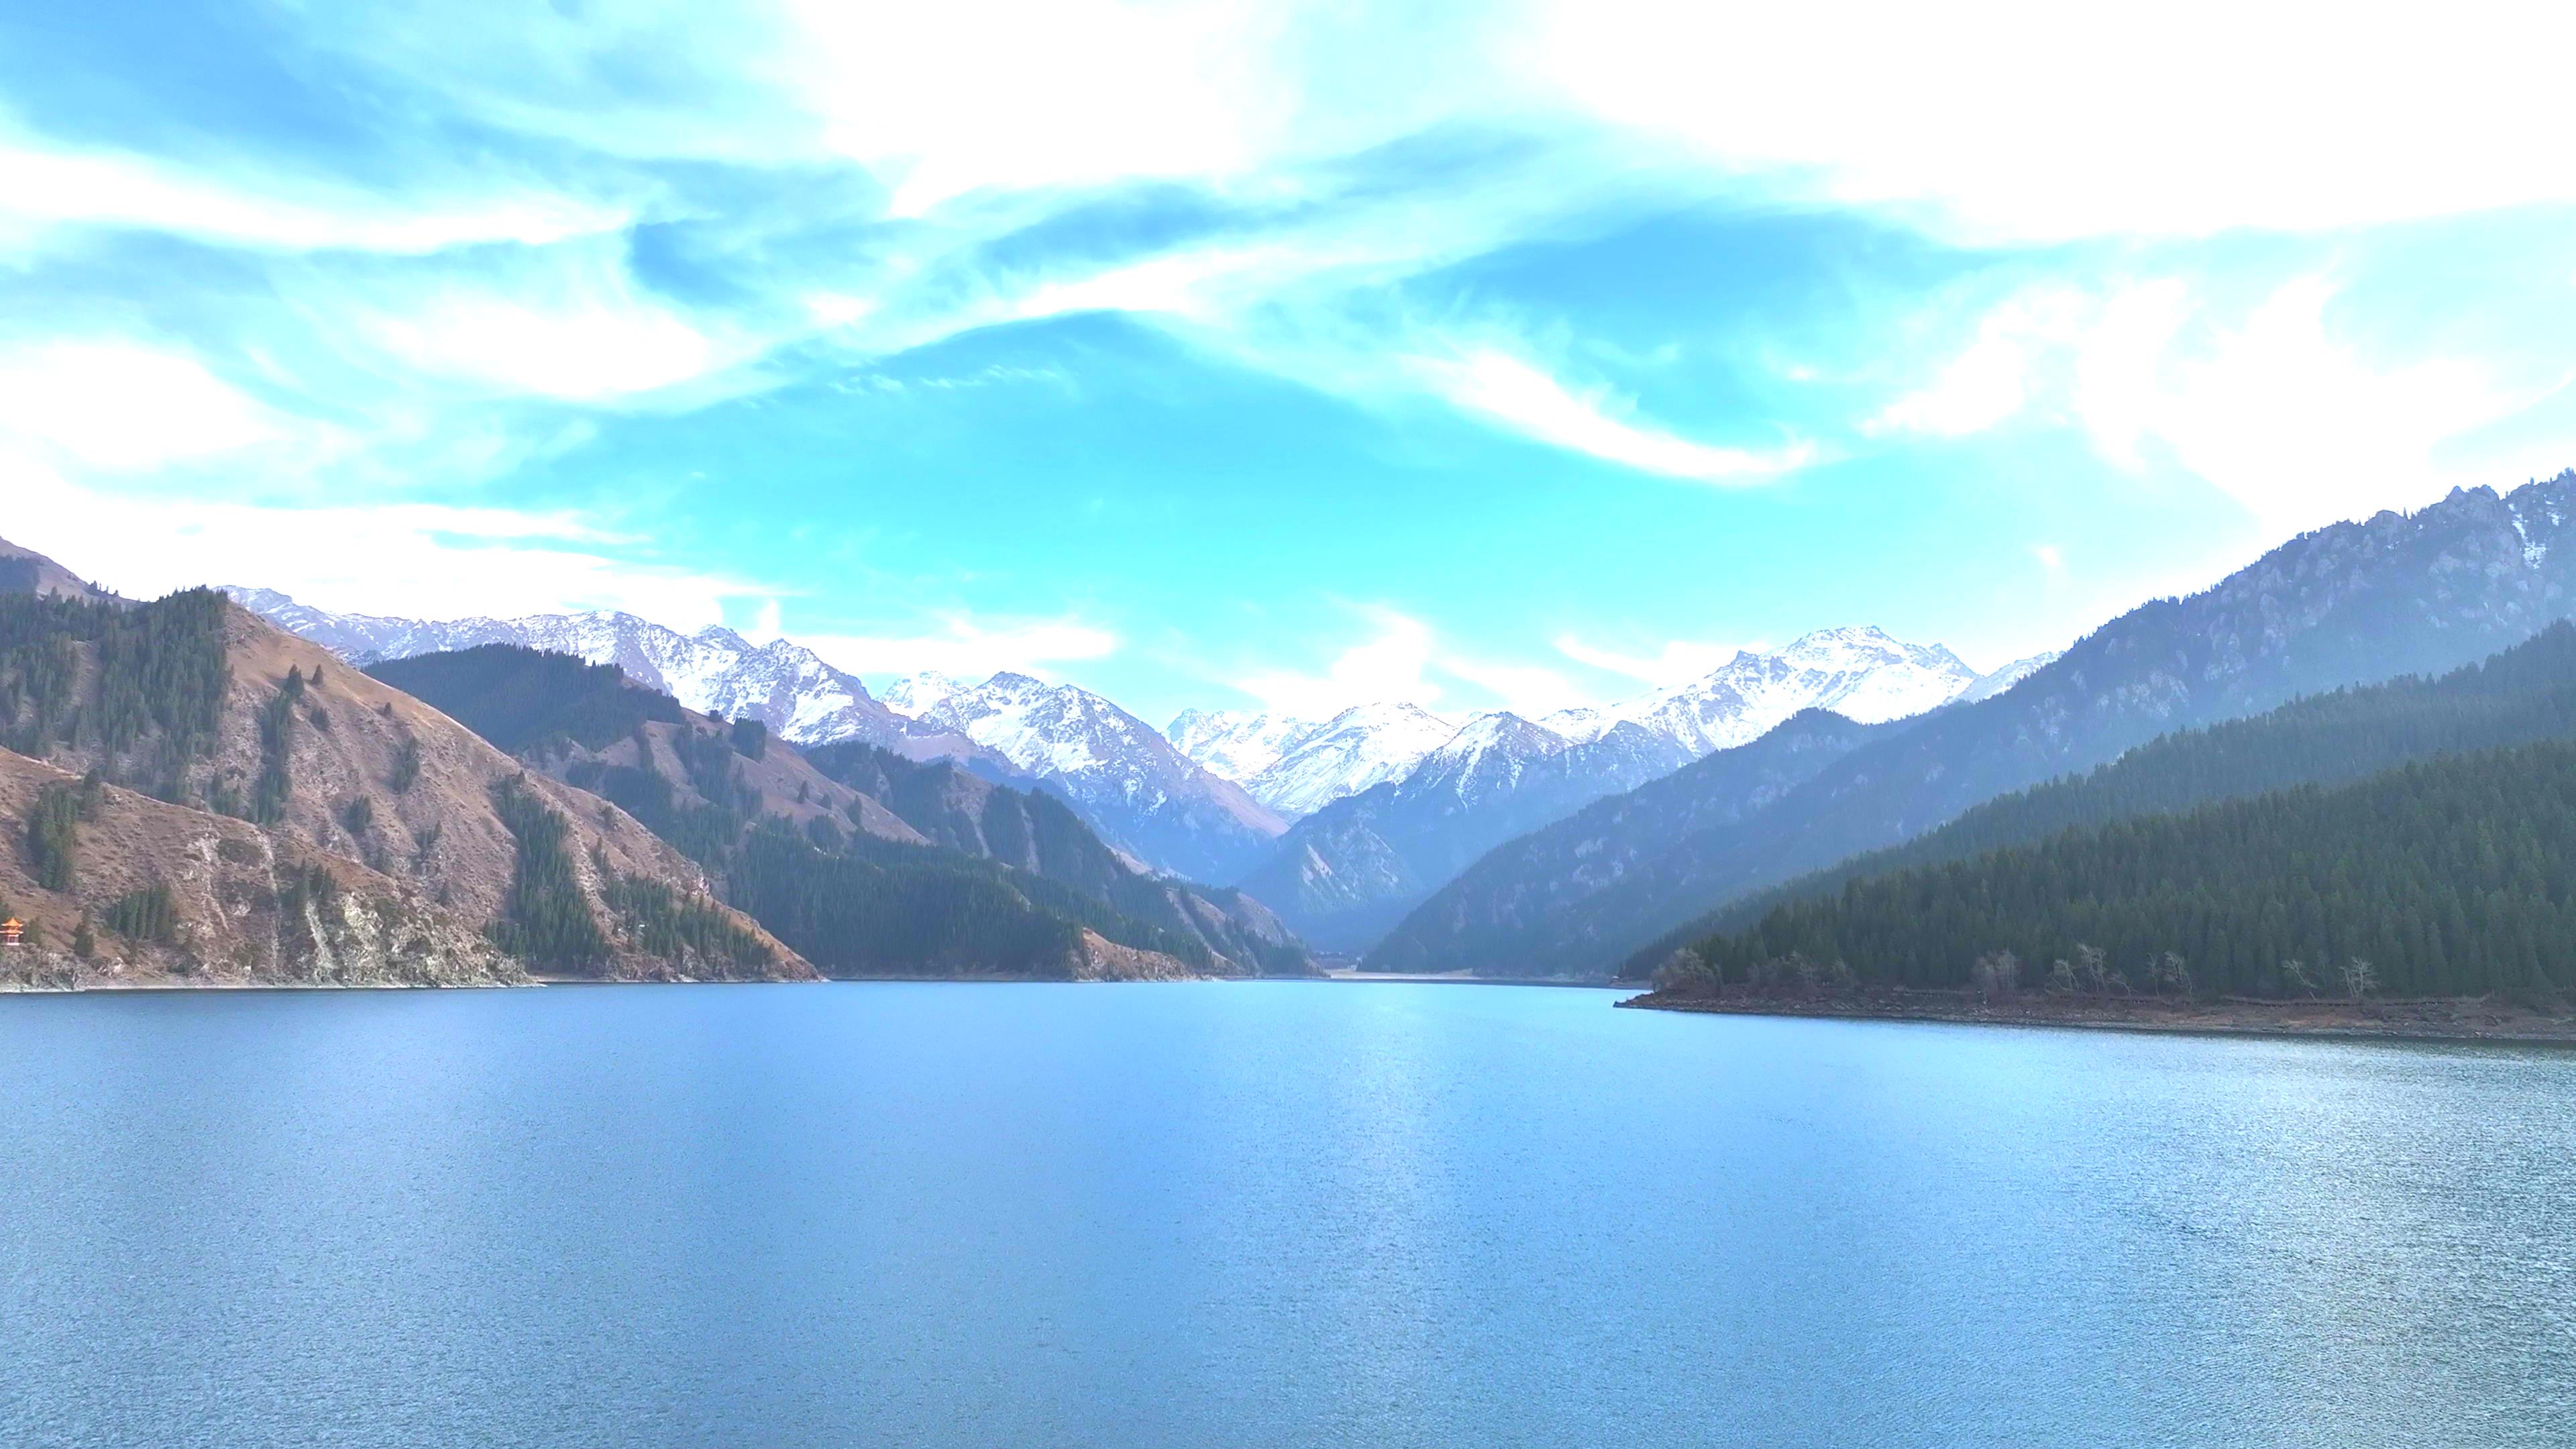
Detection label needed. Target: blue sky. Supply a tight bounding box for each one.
[5,1,2575,724]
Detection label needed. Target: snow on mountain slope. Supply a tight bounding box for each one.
[1242,701,1462,818]
[1957,650,2063,704]
[1546,626,1977,755]
[221,588,912,747]
[1234,712,1690,951]
[883,671,967,718]
[902,673,1287,881]
[1409,712,1572,801]
[1167,708,1322,783]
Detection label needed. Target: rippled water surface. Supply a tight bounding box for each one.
[3,983,2571,1448]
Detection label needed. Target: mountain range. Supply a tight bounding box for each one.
[1542,627,1994,752]
[1381,472,2576,980]
[22,466,2576,991]
[877,670,1286,883]
[231,591,2009,896]
[1663,625,2576,1004]
[1167,701,1466,818]
[366,645,1308,979]
[1210,629,2030,951]
[218,588,920,749]
[222,594,1283,881]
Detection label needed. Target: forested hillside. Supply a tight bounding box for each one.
[1,588,231,793]
[368,645,685,755]
[804,739,1309,975]
[0,558,798,984]
[1495,474,2576,980]
[1681,739,2576,1002]
[1363,710,1885,978]
[378,648,1308,978]
[1631,622,2576,975]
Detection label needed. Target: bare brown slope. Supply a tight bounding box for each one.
[15,601,810,982]
[617,718,925,846]
[0,749,523,987]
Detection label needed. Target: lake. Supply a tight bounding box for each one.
[2,982,2570,1448]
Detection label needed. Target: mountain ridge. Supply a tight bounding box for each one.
[1472,471,2576,981]
[5,558,808,985]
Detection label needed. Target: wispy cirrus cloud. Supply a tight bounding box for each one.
[0,131,631,255]
[1525,0,2576,241]
[0,462,761,626]
[11,0,2576,727]
[1407,347,1817,484]
[1552,634,1750,687]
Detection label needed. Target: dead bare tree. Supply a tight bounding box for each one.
[1971,950,2022,1001]
[2279,957,2318,998]
[2157,951,2194,999]
[2340,957,2378,1002]
[2044,959,2078,996]
[2076,944,2109,996]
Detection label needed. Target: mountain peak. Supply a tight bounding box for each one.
[1546,624,1976,756]
[3,535,123,604]
[225,590,910,748]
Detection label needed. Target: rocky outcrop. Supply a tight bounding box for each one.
[0,572,810,984]
[0,749,524,987]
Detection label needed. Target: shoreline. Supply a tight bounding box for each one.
[1617,987,2576,1045]
[1318,968,1619,989]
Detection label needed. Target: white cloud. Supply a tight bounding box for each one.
[1553,635,1748,687]
[1437,654,1587,719]
[1876,274,2561,534]
[1232,607,1607,718]
[347,273,721,402]
[1408,347,1815,483]
[786,0,2576,246]
[0,341,280,470]
[0,462,757,625]
[789,0,1281,215]
[1521,0,2576,241]
[0,134,625,254]
[2121,276,2532,531]
[1236,608,1442,716]
[1869,292,2085,437]
[800,616,1120,684]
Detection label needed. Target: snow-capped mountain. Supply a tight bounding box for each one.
[1957,650,2062,704]
[1227,625,1985,953]
[882,671,966,718]
[222,588,912,747]
[1242,702,1462,818]
[1406,712,1570,802]
[1169,701,1462,818]
[1235,712,1691,951]
[1544,626,1978,756]
[1167,708,1321,784]
[893,672,1287,882]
